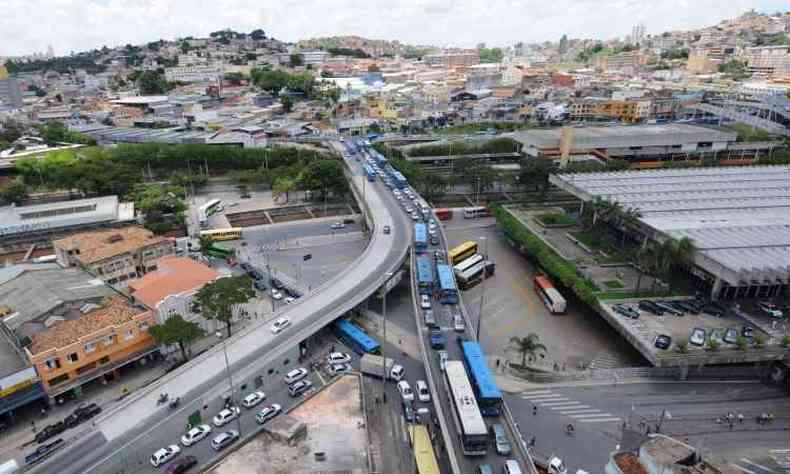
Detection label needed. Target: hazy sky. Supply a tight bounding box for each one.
[2,0,788,56]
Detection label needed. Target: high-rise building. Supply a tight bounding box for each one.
[0,66,24,109]
[631,23,646,45]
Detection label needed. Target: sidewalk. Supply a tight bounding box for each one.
[357,309,421,360]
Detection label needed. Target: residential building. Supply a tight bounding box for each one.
[164,64,222,83]
[0,264,156,404]
[299,50,330,67]
[569,98,651,123]
[54,226,174,287]
[424,50,480,69]
[743,46,790,77]
[0,66,23,110]
[595,51,640,74]
[128,256,222,333]
[0,196,136,256]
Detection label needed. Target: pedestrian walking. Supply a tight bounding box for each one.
[496,358,500,368]
[533,405,537,416]
[738,413,744,424]
[528,436,536,447]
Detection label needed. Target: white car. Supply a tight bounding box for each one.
[212,406,241,427]
[270,317,291,334]
[284,296,295,304]
[420,294,432,310]
[241,390,266,409]
[438,350,448,371]
[271,289,284,300]
[328,362,352,376]
[331,222,346,230]
[397,380,414,402]
[416,380,431,402]
[284,367,309,384]
[255,404,282,424]
[150,445,180,467]
[180,424,212,447]
[390,364,405,381]
[327,352,351,364]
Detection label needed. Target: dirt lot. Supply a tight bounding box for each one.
[209,375,368,474]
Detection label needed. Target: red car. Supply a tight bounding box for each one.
[166,455,197,474]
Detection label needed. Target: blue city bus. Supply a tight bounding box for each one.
[372,150,388,168]
[416,256,434,295]
[436,264,458,304]
[414,223,428,252]
[333,319,381,355]
[390,170,408,189]
[362,164,377,182]
[461,340,503,416]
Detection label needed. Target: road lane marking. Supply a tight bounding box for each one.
[534,398,571,404]
[520,393,565,400]
[570,413,613,418]
[731,463,758,474]
[519,390,552,396]
[579,417,622,423]
[541,401,584,407]
[558,408,598,414]
[316,370,327,386]
[740,459,775,472]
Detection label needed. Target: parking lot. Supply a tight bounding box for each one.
[443,213,646,371]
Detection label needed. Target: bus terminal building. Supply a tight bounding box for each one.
[550,165,790,300]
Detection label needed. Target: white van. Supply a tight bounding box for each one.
[503,460,523,474]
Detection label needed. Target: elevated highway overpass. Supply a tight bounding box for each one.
[28,141,412,474]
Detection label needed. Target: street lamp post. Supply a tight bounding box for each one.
[475,237,489,341]
[381,271,393,404]
[216,331,242,435]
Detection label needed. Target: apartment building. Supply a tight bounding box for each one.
[299,50,330,67]
[0,66,23,109]
[569,98,651,123]
[595,52,640,75]
[424,50,480,69]
[164,64,222,83]
[743,46,790,77]
[54,226,174,287]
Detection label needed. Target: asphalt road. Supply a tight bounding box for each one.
[26,143,412,474]
[508,381,790,473]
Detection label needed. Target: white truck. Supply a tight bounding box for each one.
[360,354,404,381]
[532,451,568,474]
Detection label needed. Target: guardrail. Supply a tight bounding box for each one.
[435,211,540,474]
[408,246,463,474]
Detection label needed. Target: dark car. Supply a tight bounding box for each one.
[701,302,726,317]
[430,235,439,246]
[429,329,446,349]
[402,401,417,423]
[741,325,755,341]
[654,334,672,350]
[612,304,639,319]
[65,403,101,428]
[240,263,252,272]
[254,280,267,291]
[638,300,664,316]
[35,421,66,444]
[284,287,302,298]
[655,301,683,316]
[166,455,197,474]
[25,438,64,466]
[270,278,285,289]
[248,270,263,281]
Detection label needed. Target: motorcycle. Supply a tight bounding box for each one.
[168,397,180,410]
[157,393,169,406]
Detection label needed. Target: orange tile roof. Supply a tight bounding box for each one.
[54,226,172,265]
[128,256,219,307]
[28,296,148,355]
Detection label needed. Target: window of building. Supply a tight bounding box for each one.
[138,321,149,332]
[104,334,116,346]
[48,374,70,386]
[125,328,135,341]
[67,352,79,363]
[98,355,110,365]
[44,358,61,370]
[84,341,96,353]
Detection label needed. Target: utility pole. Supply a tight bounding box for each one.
[216,332,242,435]
[475,237,488,341]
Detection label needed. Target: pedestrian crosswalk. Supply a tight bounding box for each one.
[588,349,631,369]
[519,389,621,424]
[729,450,789,474]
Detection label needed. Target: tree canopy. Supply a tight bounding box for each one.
[251,69,316,98]
[193,276,255,337]
[478,47,504,63]
[148,314,205,362]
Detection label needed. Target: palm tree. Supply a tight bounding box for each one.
[618,207,643,247]
[508,334,547,367]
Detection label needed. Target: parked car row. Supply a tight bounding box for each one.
[242,264,302,303]
[636,299,726,317]
[35,403,102,444]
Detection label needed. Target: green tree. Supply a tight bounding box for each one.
[280,94,293,112]
[134,70,173,95]
[250,29,267,41]
[478,47,504,63]
[194,276,255,337]
[273,176,297,203]
[0,177,27,204]
[508,334,547,367]
[148,314,205,362]
[289,54,304,67]
[300,159,348,199]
